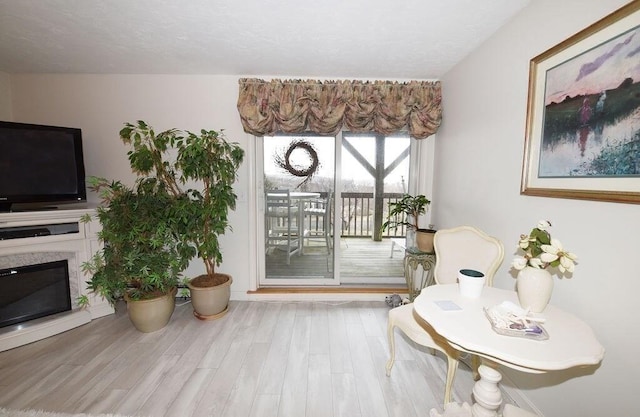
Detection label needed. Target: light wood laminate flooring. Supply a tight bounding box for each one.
[0,300,515,416]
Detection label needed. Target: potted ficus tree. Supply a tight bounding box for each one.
[81,177,190,332]
[119,121,244,320]
[381,194,436,253]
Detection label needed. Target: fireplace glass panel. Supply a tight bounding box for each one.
[0,260,71,328]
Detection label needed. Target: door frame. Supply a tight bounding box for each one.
[250,132,434,289]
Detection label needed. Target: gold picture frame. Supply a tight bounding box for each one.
[521,1,640,204]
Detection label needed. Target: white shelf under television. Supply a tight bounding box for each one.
[0,204,114,352]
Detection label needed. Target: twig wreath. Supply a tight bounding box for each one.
[274,139,320,188]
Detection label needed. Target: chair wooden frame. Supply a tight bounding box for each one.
[386,225,504,405]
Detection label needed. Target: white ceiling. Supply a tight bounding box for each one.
[0,0,529,79]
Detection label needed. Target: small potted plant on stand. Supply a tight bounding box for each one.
[119,121,244,320]
[381,194,435,253]
[82,177,190,332]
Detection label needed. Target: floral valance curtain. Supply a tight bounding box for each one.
[237,78,442,139]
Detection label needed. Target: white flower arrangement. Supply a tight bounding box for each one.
[511,220,578,274]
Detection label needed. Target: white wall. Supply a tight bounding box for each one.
[0,72,12,120]
[436,0,637,415]
[9,74,437,301]
[9,75,256,299]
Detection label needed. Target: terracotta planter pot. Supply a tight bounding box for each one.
[124,287,177,333]
[416,229,436,253]
[187,273,232,320]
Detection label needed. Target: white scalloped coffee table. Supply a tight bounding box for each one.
[413,284,604,417]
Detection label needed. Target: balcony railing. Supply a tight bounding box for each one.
[303,192,407,238]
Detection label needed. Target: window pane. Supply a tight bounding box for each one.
[385,136,410,193]
[263,136,335,280]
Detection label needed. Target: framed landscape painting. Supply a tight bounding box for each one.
[521,1,640,204]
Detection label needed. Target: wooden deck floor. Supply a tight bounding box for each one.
[265,238,404,283]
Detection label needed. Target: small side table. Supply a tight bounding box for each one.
[403,248,436,301]
[415,285,604,417]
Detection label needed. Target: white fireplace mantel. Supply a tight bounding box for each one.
[0,204,114,352]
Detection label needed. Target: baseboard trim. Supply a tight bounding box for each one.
[248,286,408,294]
[244,286,408,301]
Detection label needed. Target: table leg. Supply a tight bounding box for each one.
[428,363,501,417]
[471,364,502,416]
[429,362,538,417]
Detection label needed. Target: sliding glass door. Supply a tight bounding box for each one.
[258,133,411,287]
[261,134,337,285]
[339,133,410,285]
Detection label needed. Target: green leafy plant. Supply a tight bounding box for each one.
[119,120,244,281]
[81,177,190,306]
[511,220,578,274]
[381,194,431,233]
[76,294,90,309]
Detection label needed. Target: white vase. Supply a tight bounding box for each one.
[516,266,554,313]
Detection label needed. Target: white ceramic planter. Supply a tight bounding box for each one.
[516,266,553,313]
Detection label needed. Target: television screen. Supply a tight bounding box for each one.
[0,121,87,212]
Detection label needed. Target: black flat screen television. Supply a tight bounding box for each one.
[0,121,87,212]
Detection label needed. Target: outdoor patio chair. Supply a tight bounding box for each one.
[265,189,301,265]
[302,194,332,254]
